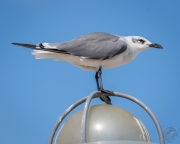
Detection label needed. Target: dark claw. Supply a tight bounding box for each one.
[101,89,114,94]
[100,96,111,102]
[100,89,114,102]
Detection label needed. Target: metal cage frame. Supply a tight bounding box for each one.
[48,91,165,144]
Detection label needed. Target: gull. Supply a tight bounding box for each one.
[12,32,163,103]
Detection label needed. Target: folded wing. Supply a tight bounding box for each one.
[12,32,127,60]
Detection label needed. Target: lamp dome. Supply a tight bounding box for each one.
[55,104,151,144]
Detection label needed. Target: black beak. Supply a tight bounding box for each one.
[148,43,163,49]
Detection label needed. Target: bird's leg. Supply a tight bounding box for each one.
[95,68,105,102]
[95,66,113,102]
[97,66,112,94]
[95,72,100,91]
[98,66,104,91]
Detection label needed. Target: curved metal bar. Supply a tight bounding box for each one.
[48,94,99,144]
[81,91,101,143]
[81,91,164,144]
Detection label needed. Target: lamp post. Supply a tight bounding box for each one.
[48,91,164,144]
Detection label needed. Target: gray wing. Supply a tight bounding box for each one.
[53,32,127,60]
[12,32,127,60]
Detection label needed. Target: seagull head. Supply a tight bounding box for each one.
[125,36,163,51]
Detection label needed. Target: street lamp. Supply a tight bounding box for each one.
[48,91,164,144]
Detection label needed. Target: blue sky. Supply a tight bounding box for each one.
[1,0,180,144]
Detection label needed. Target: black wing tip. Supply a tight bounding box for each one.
[11,42,27,46]
[11,42,37,49]
[12,42,20,45]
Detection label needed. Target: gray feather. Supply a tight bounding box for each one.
[46,32,127,60]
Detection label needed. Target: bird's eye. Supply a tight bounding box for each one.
[138,39,145,44]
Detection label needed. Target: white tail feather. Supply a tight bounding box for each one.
[32,50,63,60]
[31,50,98,71]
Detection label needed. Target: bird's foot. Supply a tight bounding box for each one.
[100,89,114,95]
[98,88,113,104]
